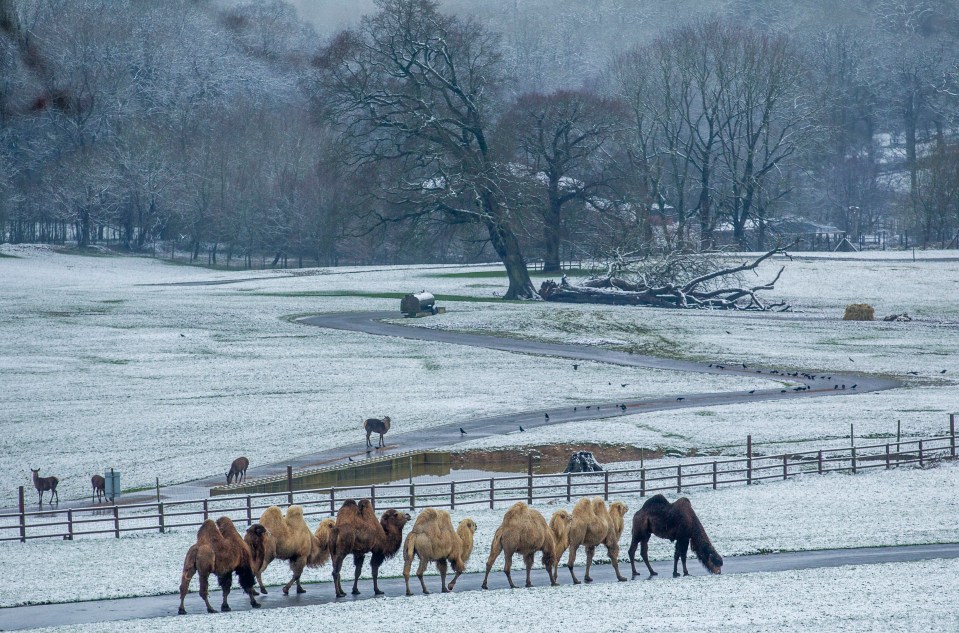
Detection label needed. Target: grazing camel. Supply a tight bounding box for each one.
[363,416,391,449]
[177,516,262,615]
[226,457,249,485]
[403,508,477,595]
[91,475,105,504]
[566,497,628,584]
[329,499,410,597]
[628,494,723,578]
[31,468,59,505]
[257,505,335,595]
[481,502,563,590]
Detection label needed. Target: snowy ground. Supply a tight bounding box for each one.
[33,557,959,633]
[2,460,957,608]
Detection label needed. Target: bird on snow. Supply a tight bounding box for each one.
[519,425,525,432]
[573,364,579,370]
[348,456,354,463]
[620,404,627,411]
[459,428,467,435]
[544,413,550,421]
[941,369,948,374]
[621,383,628,388]
[849,357,855,363]
[749,390,755,394]
[574,406,577,411]
[907,371,919,375]
[676,397,685,401]
[851,384,857,389]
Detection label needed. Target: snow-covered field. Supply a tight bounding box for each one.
[35,557,959,633]
[2,460,957,607]
[2,245,958,625]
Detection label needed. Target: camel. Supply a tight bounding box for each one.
[363,416,391,449]
[244,522,275,595]
[402,508,477,595]
[329,499,411,597]
[627,494,723,578]
[226,457,249,485]
[177,516,262,615]
[481,502,564,590]
[547,509,573,581]
[91,474,105,504]
[565,497,629,584]
[256,505,335,595]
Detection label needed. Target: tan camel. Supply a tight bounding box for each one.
[177,517,262,615]
[256,505,334,595]
[481,502,563,590]
[565,497,629,584]
[402,508,477,595]
[330,499,411,597]
[548,509,573,581]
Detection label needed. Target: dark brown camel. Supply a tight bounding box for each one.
[627,494,723,578]
[177,516,262,615]
[329,499,410,597]
[91,475,105,504]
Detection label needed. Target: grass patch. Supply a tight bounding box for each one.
[432,268,594,279]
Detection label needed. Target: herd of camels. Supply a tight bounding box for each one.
[178,494,722,615]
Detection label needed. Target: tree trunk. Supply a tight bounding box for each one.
[543,196,562,273]
[485,216,538,300]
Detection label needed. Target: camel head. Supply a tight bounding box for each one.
[704,550,723,575]
[380,508,412,531]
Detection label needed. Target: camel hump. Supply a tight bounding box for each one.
[640,494,671,511]
[260,505,284,527]
[286,505,305,522]
[196,519,219,541]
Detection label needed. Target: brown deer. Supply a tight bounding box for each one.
[226,457,249,484]
[363,416,391,449]
[91,475,105,504]
[31,468,59,505]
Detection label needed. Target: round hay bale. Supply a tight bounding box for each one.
[843,303,875,321]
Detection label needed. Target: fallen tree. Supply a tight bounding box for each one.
[538,244,794,310]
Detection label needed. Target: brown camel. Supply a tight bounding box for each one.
[244,522,275,596]
[403,508,477,595]
[256,505,334,595]
[628,494,723,578]
[329,499,410,597]
[481,502,563,590]
[566,497,628,584]
[177,516,262,615]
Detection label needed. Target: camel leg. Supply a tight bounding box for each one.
[584,546,596,583]
[641,537,657,577]
[416,557,430,595]
[255,568,268,595]
[218,573,233,612]
[178,568,198,615]
[503,550,518,589]
[403,550,415,596]
[371,551,387,596]
[566,543,581,584]
[331,553,347,598]
[628,531,641,577]
[523,553,535,588]
[351,553,365,595]
[607,543,626,582]
[437,559,449,593]
[283,557,307,594]
[448,563,464,592]
[482,536,503,589]
[675,538,690,577]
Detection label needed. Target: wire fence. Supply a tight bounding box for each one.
[3,419,955,544]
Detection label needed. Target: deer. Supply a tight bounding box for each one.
[226,457,249,485]
[31,468,59,505]
[363,416,391,449]
[91,474,106,503]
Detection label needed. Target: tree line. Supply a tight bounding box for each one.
[1,0,957,296]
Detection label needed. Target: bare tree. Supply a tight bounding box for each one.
[315,0,539,298]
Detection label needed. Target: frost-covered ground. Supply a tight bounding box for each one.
[2,461,957,607]
[33,557,959,633]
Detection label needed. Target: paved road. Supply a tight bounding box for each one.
[2,542,955,630]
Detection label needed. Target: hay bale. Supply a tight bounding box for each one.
[843,303,875,321]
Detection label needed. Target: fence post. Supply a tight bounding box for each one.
[919,440,924,467]
[371,485,376,511]
[329,488,335,516]
[409,482,416,511]
[287,466,294,506]
[18,486,25,543]
[783,455,788,480]
[450,481,456,510]
[640,469,646,497]
[676,465,682,494]
[67,509,74,540]
[156,477,161,503]
[527,454,533,505]
[817,450,823,474]
[604,471,610,500]
[203,499,208,521]
[158,502,165,534]
[850,424,856,474]
[885,444,890,469]
[951,414,956,458]
[113,505,120,539]
[245,496,252,525]
[712,461,717,490]
[566,473,571,502]
[747,435,752,485]
[489,478,495,510]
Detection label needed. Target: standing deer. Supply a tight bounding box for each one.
[91,474,105,503]
[226,457,249,484]
[31,468,59,505]
[363,416,391,449]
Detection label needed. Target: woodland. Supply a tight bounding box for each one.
[1,0,958,298]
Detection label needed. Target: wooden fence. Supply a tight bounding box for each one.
[2,426,955,543]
